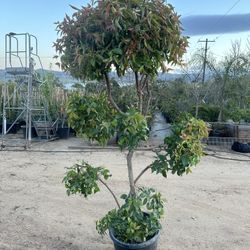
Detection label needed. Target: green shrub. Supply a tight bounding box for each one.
[224,108,250,122]
[191,105,220,122]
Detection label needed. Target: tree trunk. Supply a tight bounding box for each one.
[135,72,143,113]
[103,73,123,114]
[217,109,222,122]
[126,150,136,196]
[142,78,152,116]
[195,101,199,118]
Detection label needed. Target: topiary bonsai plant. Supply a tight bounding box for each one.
[55,0,208,249]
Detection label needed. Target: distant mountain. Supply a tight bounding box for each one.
[0,69,5,81]
[0,68,187,86]
[108,71,186,85]
[36,69,78,87]
[0,68,79,87]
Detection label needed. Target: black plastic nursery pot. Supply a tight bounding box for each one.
[6,123,20,134]
[109,229,160,250]
[21,126,37,138]
[57,127,70,139]
[231,141,250,153]
[1,123,20,134]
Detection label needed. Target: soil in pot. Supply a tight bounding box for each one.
[109,229,159,250]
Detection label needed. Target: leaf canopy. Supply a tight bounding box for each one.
[54,0,188,80]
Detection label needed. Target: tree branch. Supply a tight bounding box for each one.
[134,164,152,185]
[135,71,143,113]
[98,177,121,208]
[135,71,139,91]
[104,73,124,114]
[142,80,152,116]
[141,75,149,91]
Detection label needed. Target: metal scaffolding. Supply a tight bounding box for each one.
[1,32,56,149]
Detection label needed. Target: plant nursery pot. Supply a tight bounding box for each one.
[57,127,70,139]
[231,141,250,153]
[6,123,19,134]
[109,229,159,250]
[70,127,76,136]
[21,126,38,138]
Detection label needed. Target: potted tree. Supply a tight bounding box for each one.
[55,0,208,249]
[57,105,70,139]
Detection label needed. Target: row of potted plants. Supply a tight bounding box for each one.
[0,74,72,138]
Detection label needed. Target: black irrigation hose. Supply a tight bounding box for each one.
[2,148,250,163]
[0,149,94,153]
[205,147,250,159]
[2,143,250,162]
[205,153,250,162]
[0,146,155,153]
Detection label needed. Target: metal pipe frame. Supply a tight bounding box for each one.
[1,32,40,149]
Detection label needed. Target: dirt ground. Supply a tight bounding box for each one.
[0,138,250,250]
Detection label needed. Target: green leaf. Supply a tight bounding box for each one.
[121,194,128,200]
[67,93,117,145]
[113,48,123,55]
[62,161,112,198]
[162,170,167,178]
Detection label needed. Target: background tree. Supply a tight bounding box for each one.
[181,49,217,118]
[207,40,250,121]
[152,40,250,123]
[40,72,67,123]
[152,78,190,122]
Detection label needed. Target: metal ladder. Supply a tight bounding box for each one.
[1,32,57,149]
[31,98,57,140]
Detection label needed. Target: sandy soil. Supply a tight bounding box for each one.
[0,139,250,250]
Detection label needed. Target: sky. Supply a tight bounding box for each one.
[0,0,250,70]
